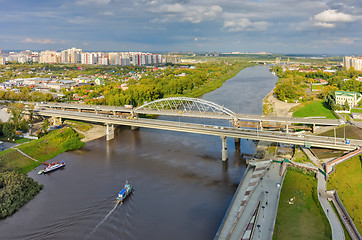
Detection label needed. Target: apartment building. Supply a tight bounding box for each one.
[343,56,362,71]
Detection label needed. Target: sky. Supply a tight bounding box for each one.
[1,0,362,54]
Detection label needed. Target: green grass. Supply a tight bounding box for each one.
[174,62,255,98]
[265,146,277,155]
[311,84,324,91]
[351,108,362,113]
[293,147,312,164]
[0,148,41,174]
[327,156,362,232]
[273,167,331,240]
[292,100,337,119]
[65,120,93,132]
[17,127,85,162]
[0,127,85,174]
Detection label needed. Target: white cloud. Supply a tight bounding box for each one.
[314,22,335,28]
[21,38,56,44]
[334,37,358,45]
[102,11,114,16]
[67,16,90,24]
[76,0,111,5]
[223,18,269,32]
[313,9,356,28]
[151,4,222,23]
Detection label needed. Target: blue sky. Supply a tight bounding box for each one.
[1,0,362,54]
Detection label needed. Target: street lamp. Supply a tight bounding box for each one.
[260,177,263,188]
[257,224,261,239]
[265,191,269,205]
[262,206,265,218]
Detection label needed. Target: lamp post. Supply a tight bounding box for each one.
[257,224,261,239]
[262,206,265,218]
[265,191,269,205]
[260,177,263,188]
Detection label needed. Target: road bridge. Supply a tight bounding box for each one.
[35,98,342,131]
[34,108,359,161]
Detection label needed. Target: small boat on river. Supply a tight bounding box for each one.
[38,161,65,174]
[116,181,133,203]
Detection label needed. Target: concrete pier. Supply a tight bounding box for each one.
[221,136,228,161]
[106,124,114,141]
[52,117,62,126]
[131,126,139,130]
[234,138,241,152]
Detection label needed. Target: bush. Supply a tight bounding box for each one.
[0,168,42,219]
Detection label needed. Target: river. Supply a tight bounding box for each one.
[0,65,278,240]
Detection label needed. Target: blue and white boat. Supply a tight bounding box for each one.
[42,161,65,174]
[116,181,133,203]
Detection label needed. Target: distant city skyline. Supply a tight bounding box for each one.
[1,0,362,54]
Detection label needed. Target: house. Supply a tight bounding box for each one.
[47,82,64,90]
[58,80,76,88]
[314,78,328,85]
[335,91,362,108]
[94,78,104,85]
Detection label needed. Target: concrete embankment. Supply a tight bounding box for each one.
[215,160,284,240]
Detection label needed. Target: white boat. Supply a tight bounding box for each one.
[116,181,133,202]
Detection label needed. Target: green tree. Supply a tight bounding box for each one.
[42,119,49,133]
[2,122,15,139]
[344,100,350,111]
[9,103,24,131]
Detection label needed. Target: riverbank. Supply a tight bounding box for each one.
[263,88,299,117]
[64,120,106,143]
[0,127,85,219]
[181,62,256,98]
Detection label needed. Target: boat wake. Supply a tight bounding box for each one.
[86,202,122,239]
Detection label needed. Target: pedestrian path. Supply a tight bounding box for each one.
[328,191,362,240]
[326,148,362,173]
[317,172,345,240]
[13,147,41,163]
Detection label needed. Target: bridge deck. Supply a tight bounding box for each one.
[34,109,360,151]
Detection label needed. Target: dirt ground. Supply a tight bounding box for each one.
[263,90,299,118]
[74,124,106,142]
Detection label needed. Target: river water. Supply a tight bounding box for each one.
[0,65,278,240]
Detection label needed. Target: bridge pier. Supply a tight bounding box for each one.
[221,136,228,161]
[234,138,241,152]
[131,126,139,130]
[52,117,62,126]
[106,124,115,141]
[259,121,263,131]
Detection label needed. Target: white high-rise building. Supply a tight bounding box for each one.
[344,56,362,71]
[39,50,61,63]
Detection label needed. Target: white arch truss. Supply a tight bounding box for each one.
[135,97,236,118]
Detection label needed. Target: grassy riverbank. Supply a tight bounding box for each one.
[16,127,85,163]
[0,127,85,219]
[292,100,337,119]
[327,156,362,232]
[175,61,255,98]
[273,167,331,240]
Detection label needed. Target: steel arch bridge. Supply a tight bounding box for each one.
[134,97,236,119]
